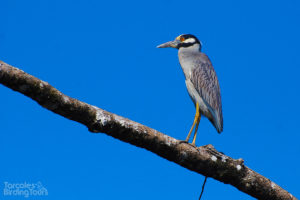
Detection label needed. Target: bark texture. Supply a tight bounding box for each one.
[0,60,296,200]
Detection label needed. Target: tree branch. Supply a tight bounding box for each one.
[0,60,296,200]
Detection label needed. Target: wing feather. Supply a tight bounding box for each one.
[190,54,223,133]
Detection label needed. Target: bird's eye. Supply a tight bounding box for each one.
[180,37,185,42]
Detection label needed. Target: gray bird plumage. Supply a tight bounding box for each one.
[157,34,223,134]
[179,50,223,133]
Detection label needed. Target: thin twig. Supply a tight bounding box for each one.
[199,176,208,200]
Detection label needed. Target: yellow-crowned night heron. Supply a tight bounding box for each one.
[157,34,223,146]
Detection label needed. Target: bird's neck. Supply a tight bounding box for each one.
[178,43,201,54]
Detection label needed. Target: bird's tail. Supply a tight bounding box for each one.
[210,109,223,133]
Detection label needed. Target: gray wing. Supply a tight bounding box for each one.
[191,54,223,133]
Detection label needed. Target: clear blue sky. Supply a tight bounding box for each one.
[1,0,299,199]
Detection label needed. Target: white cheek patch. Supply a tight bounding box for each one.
[183,38,196,43]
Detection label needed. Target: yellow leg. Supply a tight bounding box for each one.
[185,102,200,142]
[191,113,201,146]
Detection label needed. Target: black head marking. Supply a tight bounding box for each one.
[177,34,202,50]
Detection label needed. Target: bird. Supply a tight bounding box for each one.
[157,34,223,146]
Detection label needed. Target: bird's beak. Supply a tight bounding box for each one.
[157,40,180,48]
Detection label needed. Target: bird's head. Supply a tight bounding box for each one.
[157,34,202,51]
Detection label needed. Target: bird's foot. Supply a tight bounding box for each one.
[178,140,189,144]
[178,140,196,147]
